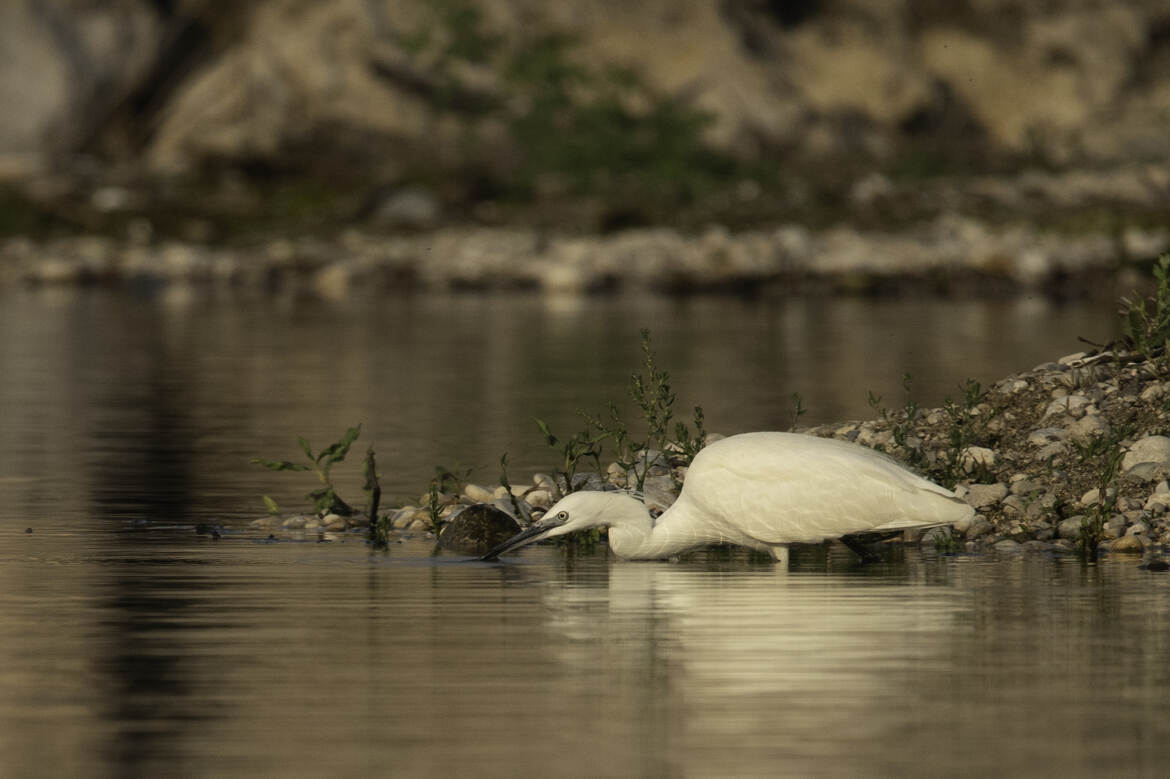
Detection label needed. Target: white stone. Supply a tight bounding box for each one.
[1042,395,1091,419]
[960,446,996,473]
[1067,414,1111,443]
[525,489,552,509]
[463,483,495,503]
[1122,436,1170,473]
[1140,383,1166,402]
[1079,487,1116,506]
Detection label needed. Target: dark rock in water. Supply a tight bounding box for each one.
[438,504,522,556]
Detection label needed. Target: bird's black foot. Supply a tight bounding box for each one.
[840,534,883,563]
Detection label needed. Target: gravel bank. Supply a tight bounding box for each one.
[249,346,1170,564]
[5,216,1168,297]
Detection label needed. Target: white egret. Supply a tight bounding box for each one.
[482,432,974,563]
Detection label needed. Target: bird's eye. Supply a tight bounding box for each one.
[556,511,568,521]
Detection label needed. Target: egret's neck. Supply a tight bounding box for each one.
[605,496,711,560]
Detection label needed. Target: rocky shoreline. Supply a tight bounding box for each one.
[249,345,1170,563]
[4,213,1168,297]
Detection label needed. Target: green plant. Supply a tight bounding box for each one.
[252,424,361,516]
[426,479,444,535]
[585,329,683,492]
[535,417,602,495]
[1073,426,1131,559]
[498,452,526,519]
[789,392,806,432]
[423,464,472,535]
[673,405,708,467]
[937,379,994,488]
[363,446,390,547]
[1121,253,1170,361]
[864,374,922,465]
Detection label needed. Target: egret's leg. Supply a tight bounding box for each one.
[768,545,790,568]
[840,535,882,563]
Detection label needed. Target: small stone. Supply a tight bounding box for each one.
[1080,487,1116,506]
[532,473,558,492]
[437,504,523,555]
[966,517,993,540]
[1144,493,1170,513]
[1109,535,1145,553]
[1009,477,1043,495]
[463,483,495,503]
[526,489,552,508]
[323,515,348,531]
[1140,383,1166,402]
[282,516,307,529]
[1034,442,1067,462]
[1058,515,1089,541]
[960,446,996,473]
[1001,495,1028,516]
[964,483,1008,508]
[1067,414,1110,443]
[1027,427,1068,446]
[1042,395,1090,419]
[994,539,1022,553]
[249,517,280,530]
[1123,436,1170,473]
[391,508,420,529]
[1032,525,1056,541]
[1126,522,1150,536]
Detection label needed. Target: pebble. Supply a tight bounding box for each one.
[965,483,1008,509]
[1043,395,1091,419]
[1067,414,1110,443]
[1080,487,1116,506]
[966,517,994,540]
[463,483,495,503]
[1009,476,1043,495]
[960,446,996,473]
[1123,436,1170,473]
[1109,535,1145,553]
[1058,516,1089,541]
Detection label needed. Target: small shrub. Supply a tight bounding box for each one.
[1121,253,1170,361]
[252,424,362,516]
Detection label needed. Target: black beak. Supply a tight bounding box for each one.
[480,514,566,561]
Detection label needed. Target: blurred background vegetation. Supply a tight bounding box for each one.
[1,0,1167,241]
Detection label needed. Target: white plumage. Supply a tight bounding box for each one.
[483,432,974,563]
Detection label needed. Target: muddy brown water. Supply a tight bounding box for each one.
[8,287,1169,777]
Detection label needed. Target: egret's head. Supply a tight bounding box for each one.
[480,491,629,560]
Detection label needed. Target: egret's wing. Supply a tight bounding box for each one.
[683,433,971,545]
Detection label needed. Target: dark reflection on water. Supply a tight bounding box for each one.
[3,287,1155,777]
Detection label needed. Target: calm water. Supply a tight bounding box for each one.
[8,286,1170,778]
